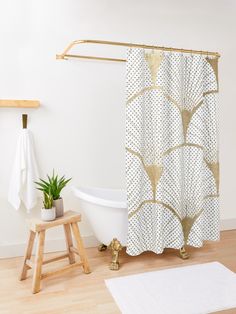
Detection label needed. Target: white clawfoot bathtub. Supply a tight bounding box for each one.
[72,186,128,247]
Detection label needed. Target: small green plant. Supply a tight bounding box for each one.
[43,192,53,209]
[35,170,72,200]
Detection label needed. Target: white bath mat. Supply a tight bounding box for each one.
[105,262,236,314]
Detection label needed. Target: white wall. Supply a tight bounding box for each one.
[0,0,236,257]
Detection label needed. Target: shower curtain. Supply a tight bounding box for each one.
[126,49,219,256]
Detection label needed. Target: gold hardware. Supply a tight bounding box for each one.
[65,54,125,63]
[108,238,123,270]
[98,244,108,252]
[56,39,220,63]
[22,114,28,129]
[179,246,190,259]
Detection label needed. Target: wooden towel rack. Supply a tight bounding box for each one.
[0,100,40,108]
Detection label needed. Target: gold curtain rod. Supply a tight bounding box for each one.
[56,39,220,62]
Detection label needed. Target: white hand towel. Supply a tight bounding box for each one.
[8,129,39,213]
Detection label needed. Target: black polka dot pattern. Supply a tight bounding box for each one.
[126,48,219,256]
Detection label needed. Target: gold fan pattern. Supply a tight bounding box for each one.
[126,48,219,256]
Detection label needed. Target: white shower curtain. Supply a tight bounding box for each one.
[126,49,219,256]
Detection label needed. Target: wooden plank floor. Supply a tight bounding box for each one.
[0,230,236,314]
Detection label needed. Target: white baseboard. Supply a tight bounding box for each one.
[1,219,236,259]
[220,218,236,231]
[0,235,99,259]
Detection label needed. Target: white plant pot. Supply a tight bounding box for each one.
[41,207,56,221]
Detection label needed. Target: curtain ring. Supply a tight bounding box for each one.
[161,46,165,56]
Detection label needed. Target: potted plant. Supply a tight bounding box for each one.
[41,192,56,221]
[35,171,71,218]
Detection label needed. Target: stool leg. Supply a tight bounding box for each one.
[71,222,91,274]
[32,230,45,294]
[19,230,36,280]
[63,223,75,264]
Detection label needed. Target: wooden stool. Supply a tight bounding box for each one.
[19,210,90,293]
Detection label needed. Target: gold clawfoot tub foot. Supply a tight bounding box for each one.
[179,246,190,259]
[98,244,108,252]
[108,238,123,270]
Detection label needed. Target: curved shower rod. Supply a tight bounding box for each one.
[56,39,220,63]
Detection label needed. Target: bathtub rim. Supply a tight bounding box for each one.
[72,186,127,209]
